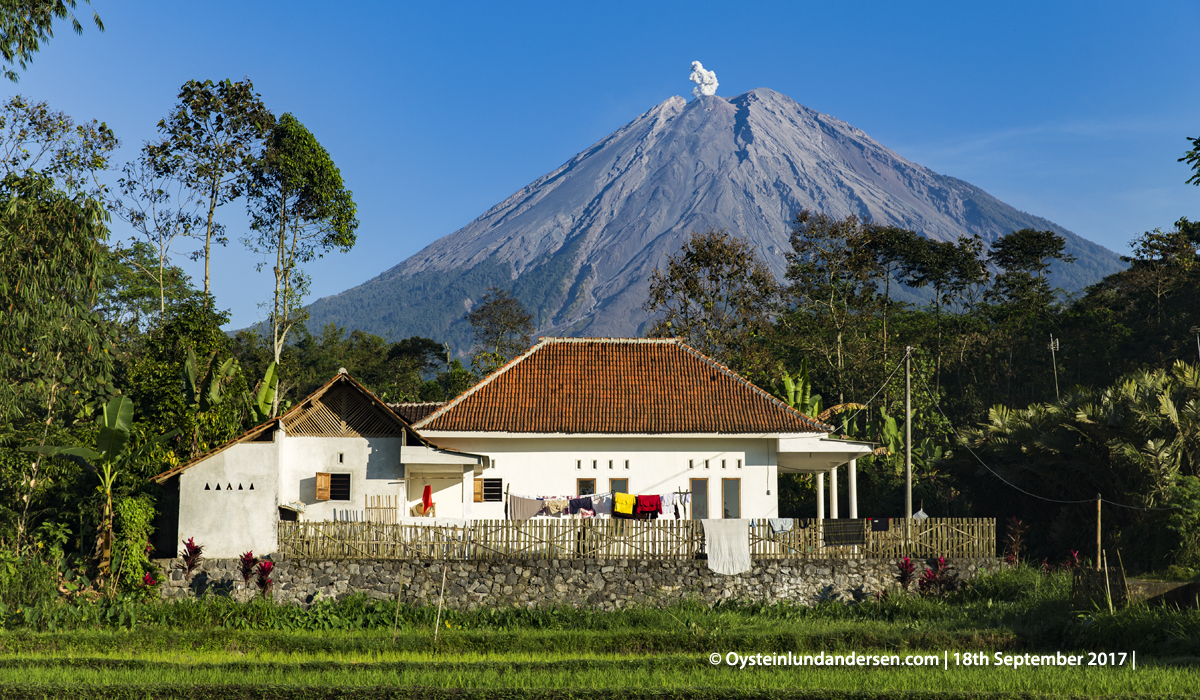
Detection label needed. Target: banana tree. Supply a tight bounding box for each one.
[776,359,823,418]
[244,360,279,424]
[21,396,178,587]
[181,346,240,455]
[182,346,239,412]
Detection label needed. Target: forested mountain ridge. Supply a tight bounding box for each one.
[304,88,1124,350]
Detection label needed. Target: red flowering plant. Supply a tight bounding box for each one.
[1064,550,1081,570]
[142,571,158,587]
[896,557,916,591]
[238,551,259,585]
[254,560,274,597]
[176,538,203,582]
[917,556,960,598]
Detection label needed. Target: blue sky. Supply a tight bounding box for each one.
[18,0,1200,330]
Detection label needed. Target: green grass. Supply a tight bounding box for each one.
[0,566,1197,697]
[0,647,1192,697]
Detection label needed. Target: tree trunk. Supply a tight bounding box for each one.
[98,491,114,590]
[203,178,219,296]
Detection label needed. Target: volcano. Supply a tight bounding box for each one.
[305,88,1123,347]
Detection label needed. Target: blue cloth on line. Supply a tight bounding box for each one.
[768,518,794,534]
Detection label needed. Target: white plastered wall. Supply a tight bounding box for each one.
[177,441,279,558]
[423,436,779,520]
[279,436,409,521]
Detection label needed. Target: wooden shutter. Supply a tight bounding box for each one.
[473,478,484,503]
[315,472,331,501]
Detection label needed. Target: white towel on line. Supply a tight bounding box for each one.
[702,519,752,575]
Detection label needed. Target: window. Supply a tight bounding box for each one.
[610,478,628,494]
[624,459,630,470]
[329,474,351,501]
[721,459,726,469]
[337,453,344,464]
[475,478,503,502]
[608,460,613,470]
[689,459,694,469]
[577,478,596,495]
[316,472,351,501]
[722,478,740,519]
[705,459,710,469]
[690,478,708,519]
[576,460,581,470]
[737,459,742,469]
[592,460,598,470]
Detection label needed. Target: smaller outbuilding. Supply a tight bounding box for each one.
[151,370,485,558]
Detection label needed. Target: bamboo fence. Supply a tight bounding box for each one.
[277,517,995,561]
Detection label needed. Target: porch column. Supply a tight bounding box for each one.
[815,472,825,521]
[830,466,839,519]
[848,459,858,519]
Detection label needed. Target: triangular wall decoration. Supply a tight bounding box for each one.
[204,483,210,490]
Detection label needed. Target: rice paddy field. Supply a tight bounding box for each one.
[0,567,1196,699]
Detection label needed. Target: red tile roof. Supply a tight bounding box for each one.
[414,338,831,434]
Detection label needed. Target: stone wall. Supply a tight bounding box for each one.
[155,556,1000,610]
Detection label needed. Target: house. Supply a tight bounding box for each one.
[151,370,485,558]
[412,338,873,519]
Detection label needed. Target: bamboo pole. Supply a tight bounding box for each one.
[433,563,448,647]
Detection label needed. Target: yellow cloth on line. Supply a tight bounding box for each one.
[614,492,635,515]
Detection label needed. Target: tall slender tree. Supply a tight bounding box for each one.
[0,0,102,82]
[244,113,358,415]
[147,79,274,295]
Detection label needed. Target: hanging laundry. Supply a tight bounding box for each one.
[508,495,543,521]
[871,517,889,532]
[823,519,867,546]
[592,492,613,516]
[702,519,752,575]
[569,496,593,515]
[636,494,662,515]
[578,508,596,518]
[614,492,635,515]
[546,498,568,515]
[768,518,794,535]
[422,485,433,511]
[796,518,811,529]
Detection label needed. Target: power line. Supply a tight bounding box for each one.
[828,347,909,435]
[909,358,1181,512]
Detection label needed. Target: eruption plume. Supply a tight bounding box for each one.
[689,61,718,97]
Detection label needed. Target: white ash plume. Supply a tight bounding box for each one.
[689,61,718,97]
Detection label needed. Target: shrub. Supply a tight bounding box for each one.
[176,538,203,582]
[896,556,916,591]
[114,495,158,598]
[1004,516,1028,565]
[917,556,960,598]
[254,560,274,597]
[0,550,57,610]
[238,551,258,585]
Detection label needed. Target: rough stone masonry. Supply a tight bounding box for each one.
[156,557,1000,610]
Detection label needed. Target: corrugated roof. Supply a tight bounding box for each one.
[414,338,831,434]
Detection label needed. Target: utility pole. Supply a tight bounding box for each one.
[1048,334,1060,400]
[905,346,912,520]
